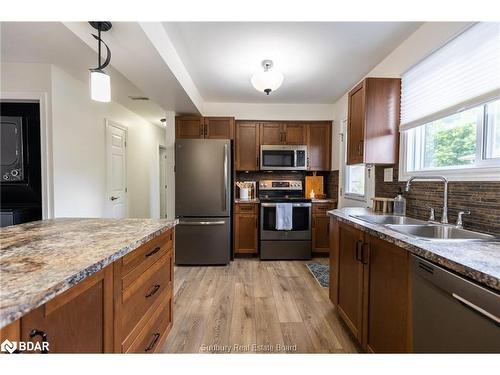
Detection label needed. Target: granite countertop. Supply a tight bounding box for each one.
[0,218,178,329]
[234,198,337,204]
[328,207,500,292]
[234,198,260,203]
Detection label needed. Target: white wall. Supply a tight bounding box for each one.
[332,22,471,208]
[163,111,176,220]
[1,62,166,219]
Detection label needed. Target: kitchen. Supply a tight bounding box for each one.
[0,4,499,373]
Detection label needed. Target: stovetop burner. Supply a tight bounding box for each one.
[259,197,311,203]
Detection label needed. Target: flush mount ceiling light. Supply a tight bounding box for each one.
[251,60,284,95]
[89,21,112,102]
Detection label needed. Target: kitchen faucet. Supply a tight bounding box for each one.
[405,175,449,224]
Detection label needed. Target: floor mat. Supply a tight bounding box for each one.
[306,263,329,288]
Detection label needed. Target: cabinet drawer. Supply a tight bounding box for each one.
[121,229,173,280]
[121,251,172,339]
[312,203,335,215]
[124,297,172,353]
[234,203,258,214]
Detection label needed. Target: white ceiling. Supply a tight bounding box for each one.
[163,22,422,104]
[0,22,200,124]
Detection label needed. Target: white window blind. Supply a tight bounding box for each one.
[401,22,500,130]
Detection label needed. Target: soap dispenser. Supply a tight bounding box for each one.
[394,187,406,216]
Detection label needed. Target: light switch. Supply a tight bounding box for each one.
[384,168,393,182]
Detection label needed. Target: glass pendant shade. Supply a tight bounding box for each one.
[90,70,111,102]
[251,69,284,94]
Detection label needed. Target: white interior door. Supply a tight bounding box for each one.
[159,146,167,218]
[106,121,128,218]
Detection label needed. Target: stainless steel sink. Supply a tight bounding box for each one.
[351,214,425,225]
[386,224,498,241]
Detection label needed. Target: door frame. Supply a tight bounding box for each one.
[105,119,128,218]
[159,145,167,218]
[0,92,53,219]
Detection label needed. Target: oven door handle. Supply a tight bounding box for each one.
[260,203,312,208]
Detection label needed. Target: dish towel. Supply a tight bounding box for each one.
[276,203,293,230]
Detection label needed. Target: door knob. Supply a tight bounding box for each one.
[110,196,119,201]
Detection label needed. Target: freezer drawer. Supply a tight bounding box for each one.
[175,217,230,265]
[411,255,500,353]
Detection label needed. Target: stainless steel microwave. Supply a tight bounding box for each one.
[260,145,307,170]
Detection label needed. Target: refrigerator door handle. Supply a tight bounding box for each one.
[178,221,226,226]
[223,143,228,212]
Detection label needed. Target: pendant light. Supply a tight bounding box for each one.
[251,60,284,95]
[89,21,112,102]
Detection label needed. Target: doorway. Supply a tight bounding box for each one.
[0,101,42,226]
[105,120,128,218]
[159,146,167,219]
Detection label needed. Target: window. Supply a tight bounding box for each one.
[344,164,365,197]
[400,23,500,180]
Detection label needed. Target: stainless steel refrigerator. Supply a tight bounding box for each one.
[175,139,231,265]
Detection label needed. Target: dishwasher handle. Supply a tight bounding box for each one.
[452,293,500,324]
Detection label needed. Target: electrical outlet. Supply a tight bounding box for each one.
[384,168,393,182]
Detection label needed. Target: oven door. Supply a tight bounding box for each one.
[260,202,311,240]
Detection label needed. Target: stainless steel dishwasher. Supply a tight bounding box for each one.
[411,255,500,353]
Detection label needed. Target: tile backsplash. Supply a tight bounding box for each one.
[235,170,339,201]
[375,166,500,235]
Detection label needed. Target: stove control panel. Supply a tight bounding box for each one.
[259,180,303,190]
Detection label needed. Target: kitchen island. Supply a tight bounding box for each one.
[0,218,177,353]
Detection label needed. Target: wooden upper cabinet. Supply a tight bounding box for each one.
[284,123,306,145]
[365,234,410,353]
[175,116,204,139]
[176,116,234,139]
[347,78,401,165]
[337,222,365,343]
[235,121,260,171]
[307,122,331,171]
[260,122,283,145]
[205,117,234,139]
[20,267,113,353]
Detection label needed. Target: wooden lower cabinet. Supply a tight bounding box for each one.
[233,203,258,254]
[312,202,336,254]
[2,228,174,354]
[330,217,411,353]
[336,222,365,343]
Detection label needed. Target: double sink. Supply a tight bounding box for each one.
[351,214,498,242]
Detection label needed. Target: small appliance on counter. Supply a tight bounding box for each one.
[259,179,311,260]
[235,181,256,200]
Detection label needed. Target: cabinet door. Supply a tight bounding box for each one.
[234,213,258,254]
[365,234,410,353]
[205,117,234,139]
[175,117,204,139]
[312,215,330,253]
[347,82,365,165]
[307,122,331,171]
[235,121,260,171]
[284,123,306,145]
[260,123,283,145]
[337,222,365,342]
[20,267,113,353]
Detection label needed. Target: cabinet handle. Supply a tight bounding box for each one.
[356,240,363,262]
[256,156,259,168]
[200,123,204,137]
[145,246,161,258]
[29,329,49,354]
[361,243,370,265]
[204,123,208,137]
[145,284,161,298]
[144,333,161,352]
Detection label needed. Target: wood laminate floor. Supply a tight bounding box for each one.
[161,258,360,353]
